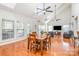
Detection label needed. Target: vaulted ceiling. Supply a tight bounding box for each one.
[0,3,71,24]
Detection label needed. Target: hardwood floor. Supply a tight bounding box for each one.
[0,36,79,56]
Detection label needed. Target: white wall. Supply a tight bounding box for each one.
[47,4,72,31]
[71,4,79,31]
[0,8,38,43]
[72,3,79,16]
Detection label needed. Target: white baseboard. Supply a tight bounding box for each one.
[0,37,27,46]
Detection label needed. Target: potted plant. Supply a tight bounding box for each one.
[40,31,44,35]
[40,31,47,37]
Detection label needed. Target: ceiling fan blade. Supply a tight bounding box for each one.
[56,19,61,21]
[37,8,43,10]
[46,10,53,12]
[46,6,51,9]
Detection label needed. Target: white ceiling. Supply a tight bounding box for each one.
[0,3,66,23]
[1,3,16,9]
[14,3,63,19]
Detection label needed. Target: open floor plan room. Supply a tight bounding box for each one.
[0,3,79,56]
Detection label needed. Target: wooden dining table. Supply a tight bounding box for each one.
[36,36,46,56]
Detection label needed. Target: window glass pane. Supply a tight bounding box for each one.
[16,22,24,29]
[2,30,14,40]
[48,26,52,31]
[39,25,46,36]
[63,25,70,32]
[16,21,24,37]
[2,19,14,40]
[2,20,14,29]
[16,29,24,37]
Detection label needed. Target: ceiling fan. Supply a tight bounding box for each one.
[36,3,53,15]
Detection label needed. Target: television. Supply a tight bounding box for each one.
[53,26,62,30]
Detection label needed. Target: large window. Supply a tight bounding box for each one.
[48,26,53,31]
[16,21,24,37]
[2,19,14,40]
[39,25,46,35]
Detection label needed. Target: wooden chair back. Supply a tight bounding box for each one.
[28,34,37,51]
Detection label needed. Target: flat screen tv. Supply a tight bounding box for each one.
[53,26,62,30]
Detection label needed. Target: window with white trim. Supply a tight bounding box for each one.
[2,19,14,40]
[16,21,24,37]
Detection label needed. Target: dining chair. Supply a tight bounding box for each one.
[29,34,37,53]
[43,33,51,50]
